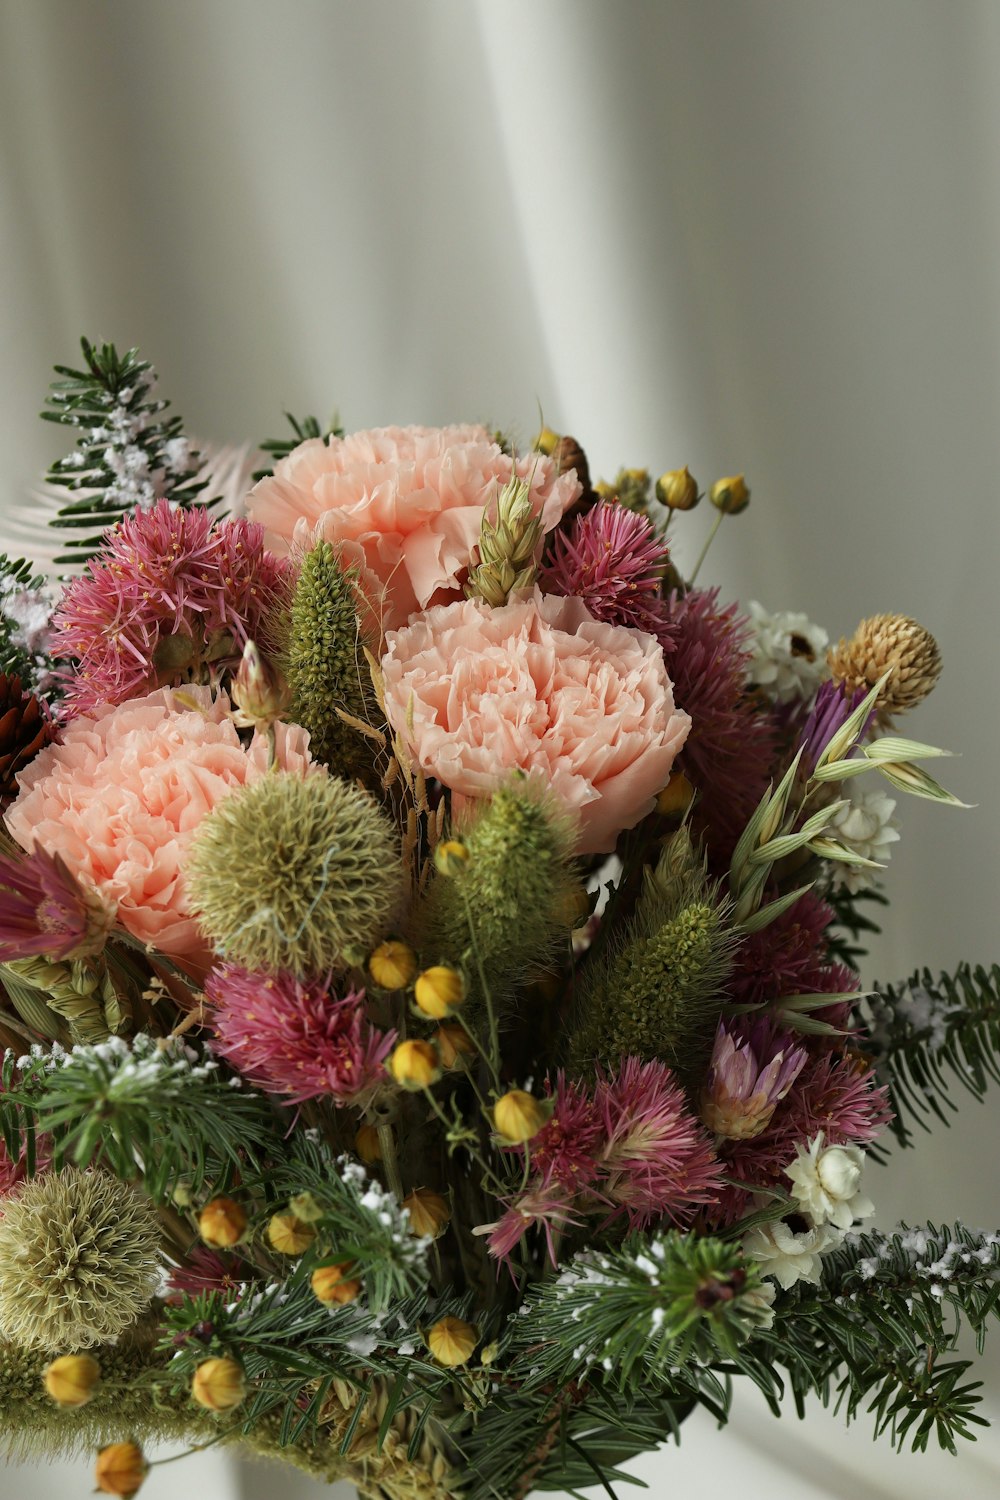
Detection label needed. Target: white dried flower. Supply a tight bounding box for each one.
[738,1279,777,1331]
[742,1217,844,1290]
[785,1133,874,1230]
[746,601,829,704]
[827,786,900,891]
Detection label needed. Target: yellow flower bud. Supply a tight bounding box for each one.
[191,1356,247,1412]
[709,474,750,514]
[369,939,418,990]
[288,1191,325,1224]
[624,467,649,487]
[354,1121,383,1163]
[533,426,560,455]
[656,770,694,817]
[433,1022,476,1070]
[493,1089,551,1144]
[95,1442,147,1498]
[434,839,471,876]
[311,1262,362,1304]
[593,480,616,500]
[402,1188,451,1239]
[267,1213,316,1256]
[427,1315,478,1367]
[42,1353,101,1407]
[655,466,700,511]
[198,1197,248,1249]
[414,966,466,1019]
[555,883,590,929]
[389,1039,442,1089]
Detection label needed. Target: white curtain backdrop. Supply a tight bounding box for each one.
[1,1,999,1495]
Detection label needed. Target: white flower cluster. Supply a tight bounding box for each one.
[866,977,965,1060]
[827,787,900,892]
[743,1133,875,1291]
[746,601,829,705]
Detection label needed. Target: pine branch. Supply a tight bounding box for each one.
[253,411,343,481]
[824,884,889,967]
[41,337,209,564]
[0,553,55,689]
[861,963,1000,1146]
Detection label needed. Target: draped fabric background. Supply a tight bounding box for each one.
[1,1,999,1495]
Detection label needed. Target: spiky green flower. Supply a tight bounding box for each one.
[412,780,579,1005]
[285,541,379,778]
[188,771,403,975]
[0,1170,161,1352]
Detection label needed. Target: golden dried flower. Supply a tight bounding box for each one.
[533,426,560,455]
[655,466,700,510]
[198,1197,248,1249]
[95,1441,147,1498]
[656,770,695,816]
[434,839,470,876]
[42,1352,101,1407]
[354,1122,383,1163]
[311,1262,362,1304]
[827,613,942,723]
[414,966,466,1019]
[288,1191,325,1224]
[432,1022,476,1069]
[389,1039,442,1089]
[493,1089,550,1144]
[427,1316,478,1367]
[191,1356,248,1412]
[402,1188,451,1239]
[709,474,750,514]
[267,1213,316,1256]
[368,939,419,990]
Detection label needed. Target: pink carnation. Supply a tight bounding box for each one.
[380,591,690,854]
[4,685,312,962]
[247,424,582,627]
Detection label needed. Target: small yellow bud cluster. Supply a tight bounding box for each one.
[492,1089,551,1144]
[267,1212,316,1256]
[434,839,470,876]
[43,1353,101,1407]
[191,1356,247,1412]
[402,1187,451,1239]
[389,1039,442,1090]
[656,770,695,817]
[427,1316,478,1367]
[95,1442,147,1498]
[709,474,750,514]
[655,466,700,511]
[414,965,466,1019]
[198,1197,247,1249]
[433,1021,475,1069]
[368,939,419,991]
[311,1261,362,1305]
[355,1121,383,1163]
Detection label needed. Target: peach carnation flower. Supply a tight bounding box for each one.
[247,424,582,627]
[381,592,690,854]
[4,685,312,961]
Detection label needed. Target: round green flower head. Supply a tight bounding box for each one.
[0,1169,161,1352]
[188,770,403,975]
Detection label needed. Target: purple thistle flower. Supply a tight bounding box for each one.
[700,1018,808,1140]
[540,502,678,648]
[800,679,875,771]
[0,847,112,962]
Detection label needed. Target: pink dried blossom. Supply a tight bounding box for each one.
[700,1018,808,1140]
[206,965,395,1106]
[52,500,293,715]
[539,503,678,649]
[166,1249,250,1303]
[729,891,859,1017]
[520,1073,603,1191]
[0,847,113,962]
[476,1183,584,1267]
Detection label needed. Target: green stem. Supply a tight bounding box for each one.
[459,885,501,1089]
[688,509,725,586]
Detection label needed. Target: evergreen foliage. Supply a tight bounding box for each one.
[41,337,207,564]
[253,411,343,482]
[0,554,52,687]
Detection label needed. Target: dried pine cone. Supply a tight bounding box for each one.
[0,673,54,807]
[827,613,942,725]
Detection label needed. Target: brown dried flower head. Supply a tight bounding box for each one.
[828,613,942,724]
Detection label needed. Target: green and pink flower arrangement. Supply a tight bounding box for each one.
[0,337,996,1500]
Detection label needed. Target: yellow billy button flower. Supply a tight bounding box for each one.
[434,839,470,876]
[191,1356,248,1413]
[656,770,694,817]
[288,1191,324,1224]
[94,1442,147,1498]
[427,1316,478,1367]
[389,1039,442,1090]
[433,1022,475,1070]
[369,939,418,991]
[533,426,560,455]
[414,966,466,1020]
[43,1353,101,1407]
[655,466,700,511]
[709,474,750,514]
[311,1262,362,1305]
[198,1197,247,1249]
[267,1213,316,1256]
[493,1089,551,1144]
[355,1122,383,1163]
[402,1188,451,1239]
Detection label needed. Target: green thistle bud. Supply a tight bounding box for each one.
[284,541,380,777]
[464,475,543,607]
[188,771,403,976]
[0,1170,161,1352]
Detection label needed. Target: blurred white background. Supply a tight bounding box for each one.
[1,1,999,1495]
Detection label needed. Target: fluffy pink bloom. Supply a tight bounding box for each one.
[729,891,859,1018]
[381,591,690,854]
[247,425,582,627]
[52,500,292,715]
[476,1183,584,1267]
[595,1057,723,1229]
[0,847,114,961]
[540,502,678,650]
[519,1074,603,1190]
[165,1249,250,1304]
[206,965,395,1105]
[700,1018,808,1140]
[4,685,312,962]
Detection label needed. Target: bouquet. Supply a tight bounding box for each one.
[0,337,996,1500]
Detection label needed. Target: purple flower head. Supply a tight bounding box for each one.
[0,847,113,962]
[540,502,678,649]
[700,1017,808,1141]
[799,679,876,772]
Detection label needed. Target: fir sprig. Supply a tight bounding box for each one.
[0,553,53,688]
[41,337,207,564]
[253,411,343,481]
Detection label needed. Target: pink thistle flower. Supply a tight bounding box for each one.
[166,1249,250,1303]
[206,965,395,1106]
[520,1073,603,1191]
[0,847,113,962]
[730,892,860,1014]
[700,1018,808,1140]
[664,587,778,865]
[540,503,678,649]
[475,1182,584,1267]
[594,1057,723,1229]
[52,500,293,715]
